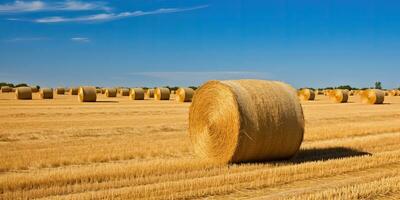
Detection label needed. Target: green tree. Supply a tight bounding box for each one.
[374,81,382,89]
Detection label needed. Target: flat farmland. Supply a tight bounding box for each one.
[1,93,400,199]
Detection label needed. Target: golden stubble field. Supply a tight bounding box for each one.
[1,92,400,199]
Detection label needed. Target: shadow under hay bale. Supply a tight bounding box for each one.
[289,147,371,163]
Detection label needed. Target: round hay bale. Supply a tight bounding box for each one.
[175,87,195,102]
[298,89,315,101]
[329,89,349,103]
[40,88,53,99]
[349,90,355,96]
[189,80,304,164]
[154,87,170,100]
[15,87,32,100]
[1,86,12,93]
[171,90,175,94]
[31,86,39,93]
[129,88,145,100]
[360,89,385,104]
[11,88,16,92]
[56,88,65,95]
[120,88,130,96]
[105,88,117,97]
[69,88,79,95]
[78,86,97,102]
[101,88,106,94]
[96,88,102,94]
[388,90,398,96]
[145,89,154,98]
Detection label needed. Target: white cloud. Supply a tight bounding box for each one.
[0,0,110,13]
[28,5,209,23]
[3,37,49,42]
[70,37,89,42]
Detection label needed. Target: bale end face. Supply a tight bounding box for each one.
[361,89,385,104]
[78,86,97,102]
[189,79,304,164]
[298,89,315,101]
[129,88,145,100]
[154,88,170,100]
[175,87,195,102]
[330,89,349,103]
[105,88,117,97]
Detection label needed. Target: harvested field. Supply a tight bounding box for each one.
[1,93,400,199]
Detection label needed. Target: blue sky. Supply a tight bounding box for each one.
[0,0,399,88]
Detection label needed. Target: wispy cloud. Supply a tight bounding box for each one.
[24,5,209,23]
[70,37,90,42]
[3,37,49,42]
[0,0,110,13]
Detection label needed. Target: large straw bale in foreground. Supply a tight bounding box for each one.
[145,89,154,98]
[78,86,97,102]
[329,89,349,103]
[69,88,79,95]
[129,88,145,100]
[360,89,385,104]
[40,88,53,99]
[1,86,12,93]
[105,88,117,97]
[175,87,195,102]
[154,87,170,100]
[120,88,130,96]
[15,87,32,100]
[189,79,304,164]
[56,88,65,95]
[298,88,315,101]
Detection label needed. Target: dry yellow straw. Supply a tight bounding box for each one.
[360,89,385,104]
[78,86,97,102]
[40,88,53,99]
[154,87,170,100]
[298,88,315,101]
[329,89,349,103]
[175,87,195,102]
[189,79,304,164]
[16,87,32,100]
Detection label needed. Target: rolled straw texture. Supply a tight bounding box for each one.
[175,87,195,102]
[189,79,304,164]
[360,89,385,104]
[40,88,53,99]
[105,88,117,97]
[129,88,145,100]
[298,89,315,101]
[329,89,349,103]
[154,87,170,100]
[78,86,97,102]
[16,87,32,100]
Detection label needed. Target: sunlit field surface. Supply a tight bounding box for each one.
[1,93,400,199]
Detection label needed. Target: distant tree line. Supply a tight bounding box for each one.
[0,82,38,88]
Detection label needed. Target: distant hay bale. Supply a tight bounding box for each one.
[360,89,385,104]
[96,88,102,93]
[40,88,53,99]
[31,86,39,93]
[78,86,97,102]
[329,89,349,103]
[175,87,195,102]
[56,88,65,95]
[129,88,145,100]
[1,86,12,93]
[189,79,304,164]
[171,90,175,94]
[298,89,315,101]
[120,88,130,96]
[388,90,398,96]
[11,88,16,92]
[69,88,79,95]
[154,87,170,100]
[15,87,32,100]
[105,88,117,97]
[101,88,106,94]
[349,90,355,96]
[145,89,154,98]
